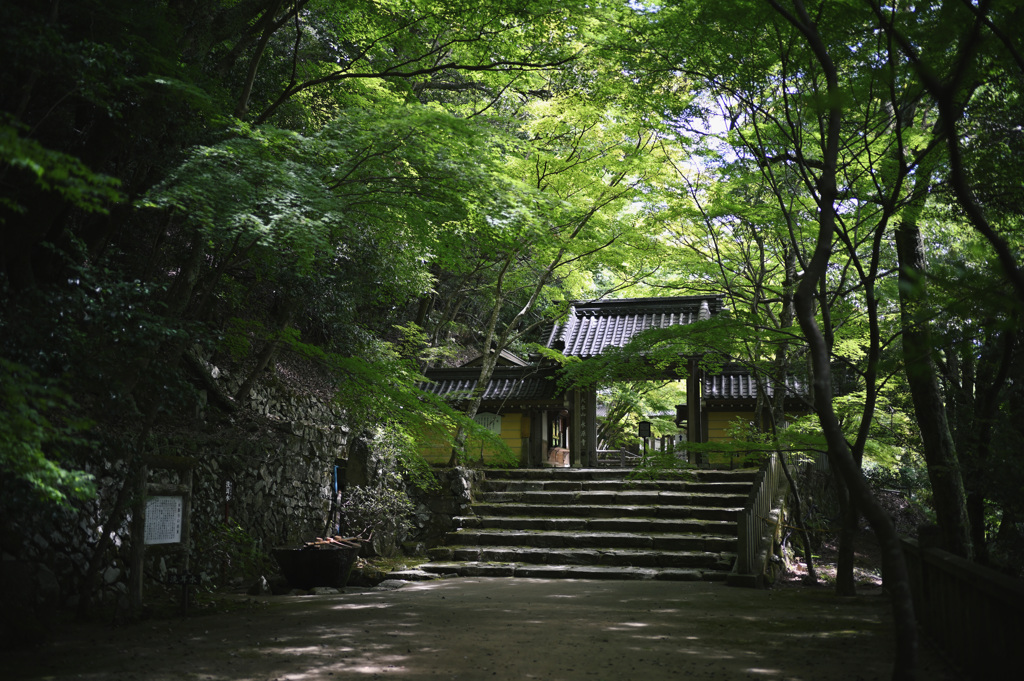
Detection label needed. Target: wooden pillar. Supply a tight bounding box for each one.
[530,409,544,468]
[570,387,583,468]
[129,462,148,615]
[687,358,704,461]
[585,386,598,468]
[180,467,194,611]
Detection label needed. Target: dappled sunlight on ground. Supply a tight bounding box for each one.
[2,578,962,681]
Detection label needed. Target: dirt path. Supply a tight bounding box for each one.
[4,578,962,681]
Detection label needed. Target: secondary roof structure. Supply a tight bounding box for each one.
[703,364,808,410]
[418,365,561,410]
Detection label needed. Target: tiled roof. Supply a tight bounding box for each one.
[704,366,807,403]
[544,296,724,359]
[419,366,561,406]
[460,349,529,367]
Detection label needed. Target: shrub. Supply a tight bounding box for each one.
[338,485,413,558]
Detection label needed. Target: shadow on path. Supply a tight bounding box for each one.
[3,578,962,680]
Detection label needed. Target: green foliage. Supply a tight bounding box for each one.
[465,421,519,469]
[0,358,96,506]
[142,102,505,361]
[1,242,198,419]
[628,450,698,480]
[596,380,685,450]
[5,0,1023,603]
[0,117,122,216]
[341,427,429,554]
[384,425,441,495]
[863,451,931,498]
[339,485,414,557]
[198,521,276,586]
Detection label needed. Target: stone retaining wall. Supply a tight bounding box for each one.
[406,466,483,550]
[2,351,478,636]
[1,352,349,625]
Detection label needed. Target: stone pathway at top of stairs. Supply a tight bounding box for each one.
[400,467,758,582]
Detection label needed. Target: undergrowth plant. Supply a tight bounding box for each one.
[200,521,275,586]
[338,485,413,558]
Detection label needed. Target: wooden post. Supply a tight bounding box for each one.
[585,386,598,468]
[570,387,583,467]
[687,358,703,463]
[129,462,148,615]
[530,409,544,468]
[180,467,193,612]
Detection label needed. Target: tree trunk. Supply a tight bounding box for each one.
[448,276,506,465]
[796,276,919,679]
[233,0,286,119]
[966,491,989,565]
[767,246,821,584]
[233,301,296,402]
[778,1,918,671]
[834,475,858,596]
[894,216,973,560]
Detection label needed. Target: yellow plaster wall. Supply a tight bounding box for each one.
[418,425,453,465]
[417,413,525,465]
[701,411,755,467]
[706,411,755,442]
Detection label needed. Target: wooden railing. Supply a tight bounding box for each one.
[902,538,1024,678]
[728,452,787,587]
[595,448,642,468]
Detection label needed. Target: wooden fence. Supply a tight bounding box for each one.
[902,538,1024,678]
[594,448,642,468]
[726,457,1023,674]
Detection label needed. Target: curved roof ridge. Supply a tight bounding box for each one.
[545,295,724,358]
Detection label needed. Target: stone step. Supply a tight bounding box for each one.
[481,479,754,495]
[385,569,444,582]
[481,468,758,484]
[690,470,759,484]
[421,469,755,582]
[478,490,748,507]
[425,545,736,571]
[476,489,748,508]
[412,562,724,581]
[469,503,742,522]
[444,529,737,552]
[480,469,643,481]
[455,515,738,536]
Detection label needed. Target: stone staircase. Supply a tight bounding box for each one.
[411,467,757,581]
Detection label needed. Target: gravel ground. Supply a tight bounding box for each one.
[3,577,965,681]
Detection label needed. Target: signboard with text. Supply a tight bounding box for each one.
[473,412,502,434]
[144,496,183,545]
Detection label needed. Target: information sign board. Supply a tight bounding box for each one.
[144,496,183,545]
[473,412,502,434]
